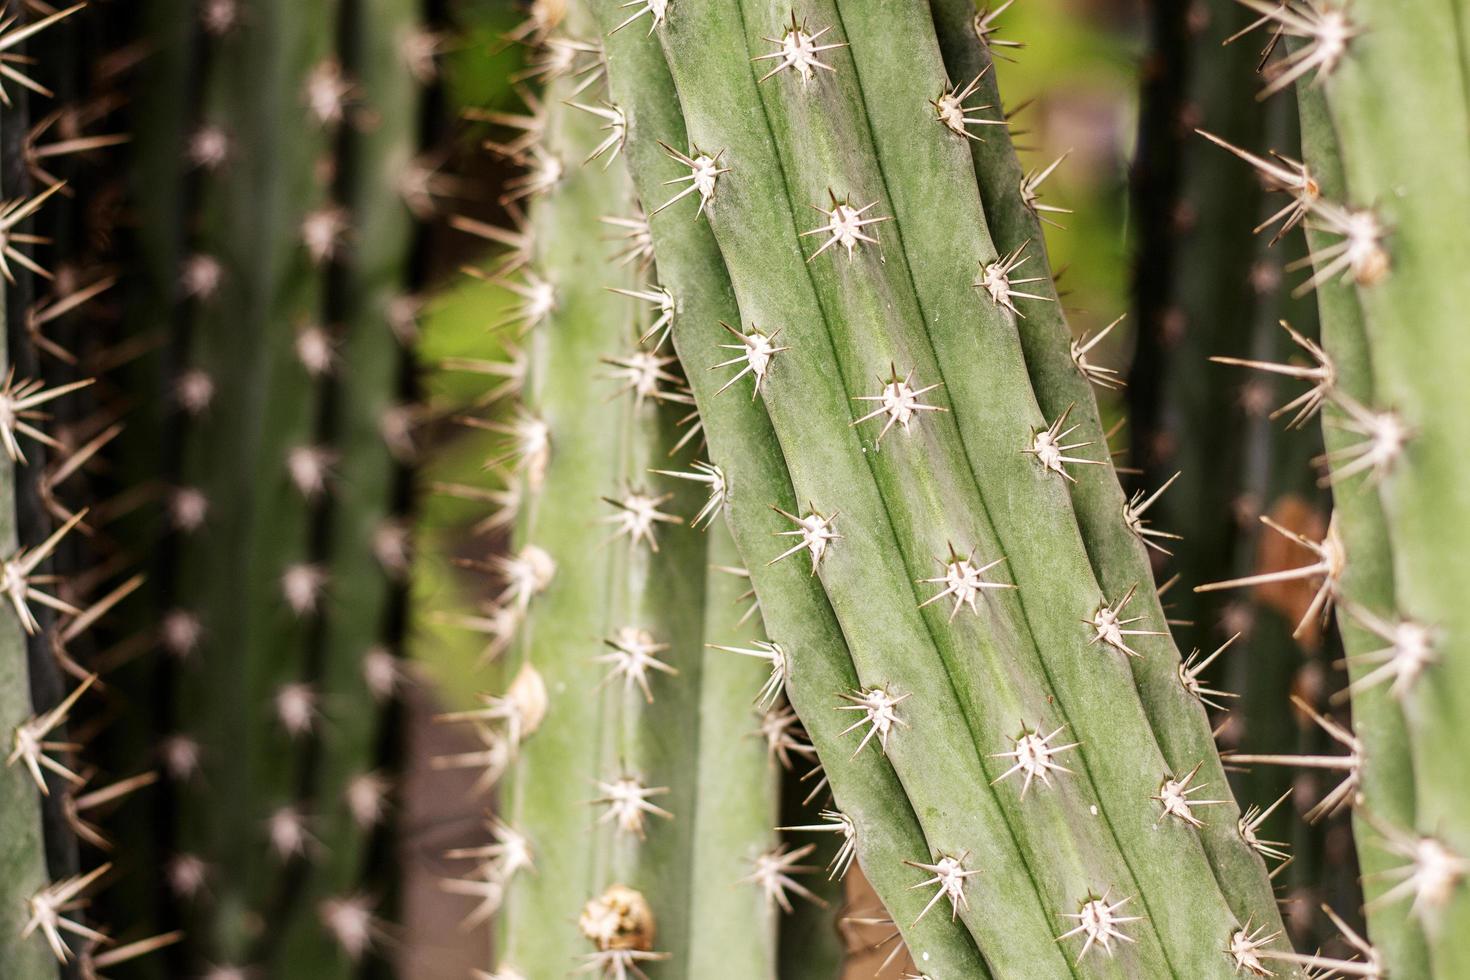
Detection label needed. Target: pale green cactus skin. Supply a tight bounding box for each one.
[687,522,781,978]
[487,34,643,973]
[476,6,758,975]
[1296,80,1429,974]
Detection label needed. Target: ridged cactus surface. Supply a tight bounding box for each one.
[434,5,801,976]
[560,0,1295,974]
[0,1,1465,977]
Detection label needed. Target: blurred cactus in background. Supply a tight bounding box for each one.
[0,0,1465,977]
[150,0,425,970]
[1127,0,1356,953]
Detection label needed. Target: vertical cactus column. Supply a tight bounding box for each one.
[1128,0,1269,633]
[1290,80,1426,973]
[465,29,637,972]
[172,0,341,961]
[270,0,424,971]
[436,7,742,976]
[168,0,423,970]
[0,4,143,975]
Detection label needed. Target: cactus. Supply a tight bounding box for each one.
[0,3,193,977]
[476,0,1305,974]
[0,1,1466,977]
[154,0,424,969]
[431,9,790,976]
[0,267,68,979]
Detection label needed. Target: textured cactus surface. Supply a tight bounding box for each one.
[157,0,423,970]
[2,0,1469,977]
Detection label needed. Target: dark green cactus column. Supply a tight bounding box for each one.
[269,0,423,971]
[172,0,341,959]
[169,0,423,969]
[1128,0,1268,633]
[0,5,119,975]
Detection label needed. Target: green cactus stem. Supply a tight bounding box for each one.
[1292,78,1429,975]
[1282,25,1470,976]
[595,1,992,973]
[929,0,1291,953]
[449,12,723,977]
[605,0,1290,973]
[269,0,423,971]
[169,0,414,968]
